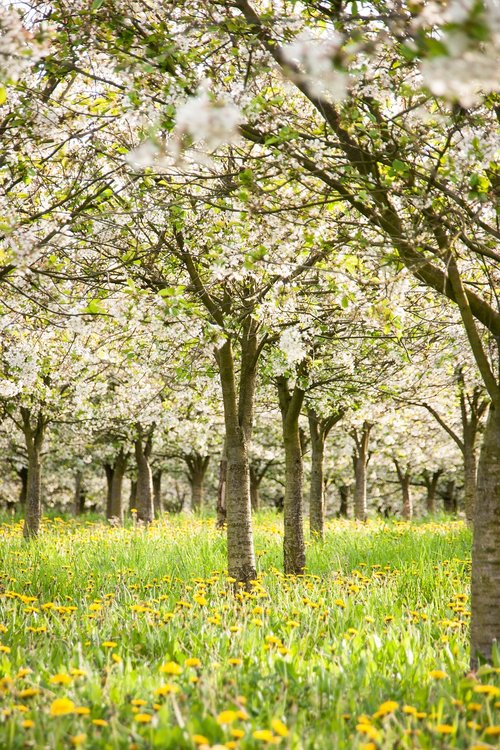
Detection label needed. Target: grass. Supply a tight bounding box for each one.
[0,512,498,749]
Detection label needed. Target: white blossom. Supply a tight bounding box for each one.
[282,31,350,102]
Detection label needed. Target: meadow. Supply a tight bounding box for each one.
[0,514,498,750]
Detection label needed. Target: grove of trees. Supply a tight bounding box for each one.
[0,0,498,667]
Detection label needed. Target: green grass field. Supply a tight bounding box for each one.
[0,514,498,749]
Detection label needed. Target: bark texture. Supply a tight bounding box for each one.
[470,404,500,666]
[74,471,86,515]
[278,377,306,575]
[339,485,349,518]
[110,449,128,523]
[308,410,343,537]
[423,469,443,514]
[394,460,413,520]
[185,452,210,511]
[135,429,154,524]
[216,339,256,583]
[21,408,46,539]
[153,470,163,516]
[351,422,372,521]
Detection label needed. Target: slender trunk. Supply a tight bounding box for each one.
[130,479,137,509]
[74,470,85,515]
[463,440,478,525]
[105,464,113,519]
[135,433,154,524]
[216,456,227,527]
[309,427,325,538]
[442,480,457,514]
[216,340,256,583]
[24,445,42,538]
[401,475,413,520]
[339,485,349,518]
[153,470,162,516]
[250,464,260,512]
[394,460,413,520]
[351,422,372,521]
[423,469,442,514]
[470,404,500,666]
[18,466,28,506]
[110,450,127,523]
[186,453,210,512]
[21,408,45,539]
[278,377,306,575]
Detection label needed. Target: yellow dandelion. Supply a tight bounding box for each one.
[271,718,289,737]
[154,684,179,696]
[101,641,117,648]
[92,719,108,727]
[185,658,201,668]
[75,707,90,715]
[435,724,455,734]
[50,673,72,686]
[70,735,87,746]
[192,735,209,745]
[428,670,447,680]
[484,726,500,736]
[373,700,398,718]
[134,713,152,723]
[217,710,239,724]
[159,661,182,675]
[50,698,75,717]
[474,685,500,697]
[18,688,40,699]
[252,729,275,742]
[21,719,35,728]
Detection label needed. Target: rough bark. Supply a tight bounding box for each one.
[351,422,372,521]
[339,484,350,518]
[442,480,457,514]
[463,439,478,526]
[308,412,325,538]
[110,449,128,523]
[216,455,227,527]
[185,452,210,512]
[470,404,500,666]
[104,463,114,519]
[135,429,154,524]
[17,466,28,506]
[423,469,443,514]
[20,408,46,539]
[153,469,163,516]
[129,479,137,509]
[308,409,343,537]
[278,377,306,575]
[394,459,413,520]
[216,339,256,583]
[73,470,86,515]
[249,464,260,512]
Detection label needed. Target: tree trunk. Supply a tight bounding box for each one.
[110,450,127,523]
[135,431,154,524]
[250,464,260,512]
[153,470,163,516]
[105,464,113,519]
[423,469,443,514]
[216,456,227,527]
[278,377,306,575]
[463,440,478,525]
[394,460,413,520]
[216,339,256,583]
[470,404,500,666]
[309,424,325,538]
[351,422,372,521]
[17,466,28,506]
[130,479,137,509]
[339,485,349,518]
[21,408,45,539]
[74,470,85,515]
[442,480,457,513]
[186,453,210,512]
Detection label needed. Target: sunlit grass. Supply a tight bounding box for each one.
[0,513,498,749]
